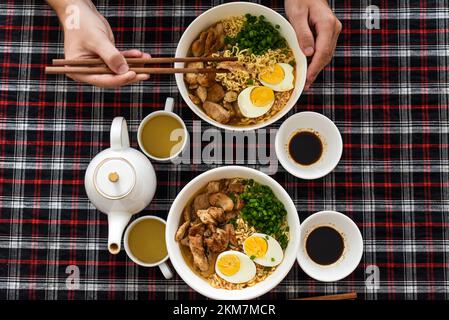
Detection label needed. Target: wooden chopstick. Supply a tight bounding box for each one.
[52,56,238,66]
[45,66,229,75]
[290,292,357,301]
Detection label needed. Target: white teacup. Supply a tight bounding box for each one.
[275,111,343,180]
[137,97,188,162]
[124,216,173,279]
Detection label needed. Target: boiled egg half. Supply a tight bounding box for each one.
[215,250,256,284]
[243,233,284,267]
[237,86,275,118]
[259,63,294,92]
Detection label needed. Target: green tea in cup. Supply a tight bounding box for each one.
[138,98,187,161]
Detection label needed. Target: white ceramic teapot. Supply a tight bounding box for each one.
[84,117,157,254]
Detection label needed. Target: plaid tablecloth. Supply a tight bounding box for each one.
[0,0,448,300]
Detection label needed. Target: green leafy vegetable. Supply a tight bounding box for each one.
[226,14,287,55]
[240,180,289,248]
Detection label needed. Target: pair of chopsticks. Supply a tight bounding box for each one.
[45,56,238,75]
[291,292,357,300]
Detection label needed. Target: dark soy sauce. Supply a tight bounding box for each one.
[305,226,344,265]
[288,131,323,166]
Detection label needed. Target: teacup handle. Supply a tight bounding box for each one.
[110,117,130,150]
[159,261,173,279]
[164,97,174,113]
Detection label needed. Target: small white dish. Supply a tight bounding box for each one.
[275,111,343,180]
[297,211,363,282]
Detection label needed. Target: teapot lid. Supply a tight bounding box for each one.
[93,157,136,199]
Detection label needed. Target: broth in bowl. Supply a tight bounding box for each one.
[183,13,298,127]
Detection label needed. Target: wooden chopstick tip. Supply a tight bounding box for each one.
[290,292,358,301]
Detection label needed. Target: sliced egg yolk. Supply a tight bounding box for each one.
[244,236,268,258]
[216,254,241,276]
[260,64,285,84]
[250,87,274,107]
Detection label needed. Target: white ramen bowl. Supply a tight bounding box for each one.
[175,2,307,131]
[166,166,301,300]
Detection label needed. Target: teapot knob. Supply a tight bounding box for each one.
[108,172,119,182]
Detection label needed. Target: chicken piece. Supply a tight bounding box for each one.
[192,31,207,57]
[197,73,215,87]
[215,22,224,36]
[197,207,225,225]
[207,223,217,233]
[185,73,197,85]
[193,193,210,213]
[204,28,217,56]
[183,206,192,222]
[197,209,217,225]
[206,181,221,194]
[224,91,238,103]
[189,233,209,272]
[204,228,212,238]
[189,93,201,105]
[204,227,229,253]
[188,61,204,69]
[227,179,245,193]
[209,192,234,212]
[205,23,225,55]
[224,210,237,222]
[231,101,243,118]
[175,220,190,241]
[180,236,190,247]
[217,61,247,73]
[222,102,236,119]
[196,86,207,103]
[214,23,225,51]
[184,62,203,85]
[209,206,225,223]
[203,101,231,124]
[202,251,219,277]
[224,223,238,246]
[189,222,205,236]
[207,83,225,103]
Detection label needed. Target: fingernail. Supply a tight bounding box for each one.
[142,74,150,80]
[304,47,314,56]
[118,64,129,74]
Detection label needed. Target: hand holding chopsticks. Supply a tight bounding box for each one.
[45,56,237,75]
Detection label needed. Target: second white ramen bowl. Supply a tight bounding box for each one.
[166,166,301,299]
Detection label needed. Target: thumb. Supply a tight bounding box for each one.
[97,39,128,74]
[292,14,315,57]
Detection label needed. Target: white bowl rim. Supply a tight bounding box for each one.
[166,165,301,300]
[174,1,307,131]
[275,111,343,180]
[297,210,364,282]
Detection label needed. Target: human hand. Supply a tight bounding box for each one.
[285,0,342,90]
[49,0,150,88]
